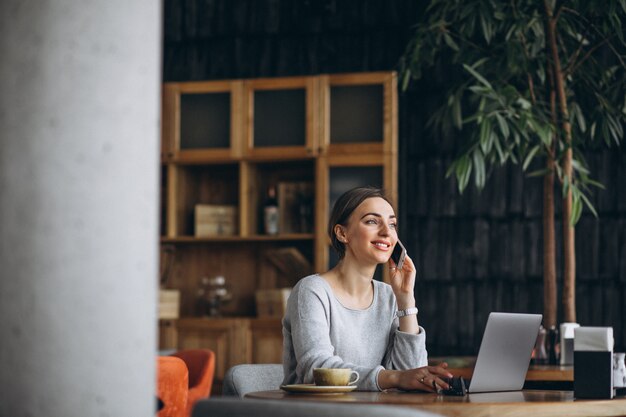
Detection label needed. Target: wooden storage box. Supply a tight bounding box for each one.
[195,204,237,236]
[255,288,291,318]
[159,289,180,319]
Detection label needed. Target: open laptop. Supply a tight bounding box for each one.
[466,312,542,393]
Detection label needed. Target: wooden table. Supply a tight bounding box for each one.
[246,389,626,417]
[429,357,573,390]
[429,356,573,381]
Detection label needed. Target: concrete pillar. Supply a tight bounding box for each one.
[0,2,161,416]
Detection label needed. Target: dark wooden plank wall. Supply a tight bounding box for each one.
[163,0,626,355]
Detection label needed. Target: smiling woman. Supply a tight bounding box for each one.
[281,187,453,392]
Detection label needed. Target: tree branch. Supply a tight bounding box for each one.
[554,0,566,20]
[510,0,539,109]
[563,32,589,75]
[567,35,615,76]
[561,7,626,72]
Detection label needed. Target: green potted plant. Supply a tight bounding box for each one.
[400,0,626,328]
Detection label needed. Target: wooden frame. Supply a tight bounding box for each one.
[162,80,244,163]
[318,72,397,156]
[243,76,319,160]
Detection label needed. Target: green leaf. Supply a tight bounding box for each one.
[495,113,510,139]
[473,149,486,189]
[516,97,531,110]
[493,134,506,164]
[571,159,590,175]
[571,102,587,133]
[479,118,492,153]
[590,122,597,140]
[608,113,624,139]
[579,192,598,218]
[445,160,456,179]
[471,57,490,70]
[456,154,473,193]
[479,11,492,44]
[570,194,583,226]
[555,164,563,181]
[505,24,517,41]
[443,32,460,51]
[528,117,552,146]
[523,145,541,171]
[527,168,551,177]
[585,179,606,189]
[463,64,493,90]
[401,70,411,91]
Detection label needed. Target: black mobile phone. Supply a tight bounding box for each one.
[390,239,407,270]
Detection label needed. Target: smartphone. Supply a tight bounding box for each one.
[390,239,407,270]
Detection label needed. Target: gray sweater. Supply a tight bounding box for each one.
[282,274,428,391]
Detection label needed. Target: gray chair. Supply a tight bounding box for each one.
[192,397,443,417]
[222,364,284,397]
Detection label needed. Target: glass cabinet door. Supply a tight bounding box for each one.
[330,84,383,144]
[180,92,230,150]
[319,72,397,156]
[244,77,318,159]
[162,81,244,162]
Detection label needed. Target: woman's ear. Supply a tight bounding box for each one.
[334,225,348,243]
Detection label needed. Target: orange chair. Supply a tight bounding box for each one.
[157,356,189,417]
[171,349,215,416]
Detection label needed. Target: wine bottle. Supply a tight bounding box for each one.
[263,186,279,235]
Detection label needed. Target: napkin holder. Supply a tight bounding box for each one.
[574,327,613,399]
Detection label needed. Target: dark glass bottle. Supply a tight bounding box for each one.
[547,326,559,365]
[263,186,279,235]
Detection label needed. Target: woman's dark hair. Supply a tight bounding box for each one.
[328,186,394,259]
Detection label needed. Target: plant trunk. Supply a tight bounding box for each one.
[545,1,576,323]
[543,154,557,328]
[542,30,558,330]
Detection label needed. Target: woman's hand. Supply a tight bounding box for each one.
[389,253,417,309]
[379,363,454,392]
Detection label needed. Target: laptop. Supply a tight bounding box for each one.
[466,312,542,393]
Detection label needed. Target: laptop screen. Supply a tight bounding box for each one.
[468,312,542,393]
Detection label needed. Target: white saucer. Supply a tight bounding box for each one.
[280,384,357,394]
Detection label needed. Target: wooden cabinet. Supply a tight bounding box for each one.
[171,318,282,394]
[158,71,398,390]
[249,319,284,365]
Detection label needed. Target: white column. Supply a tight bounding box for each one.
[0,2,161,416]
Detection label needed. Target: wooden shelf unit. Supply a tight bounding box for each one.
[159,71,398,392]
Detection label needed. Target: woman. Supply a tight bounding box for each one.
[282,186,452,391]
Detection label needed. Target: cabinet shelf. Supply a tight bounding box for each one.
[166,153,317,165]
[160,234,315,244]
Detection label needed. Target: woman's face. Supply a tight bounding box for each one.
[340,197,398,265]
